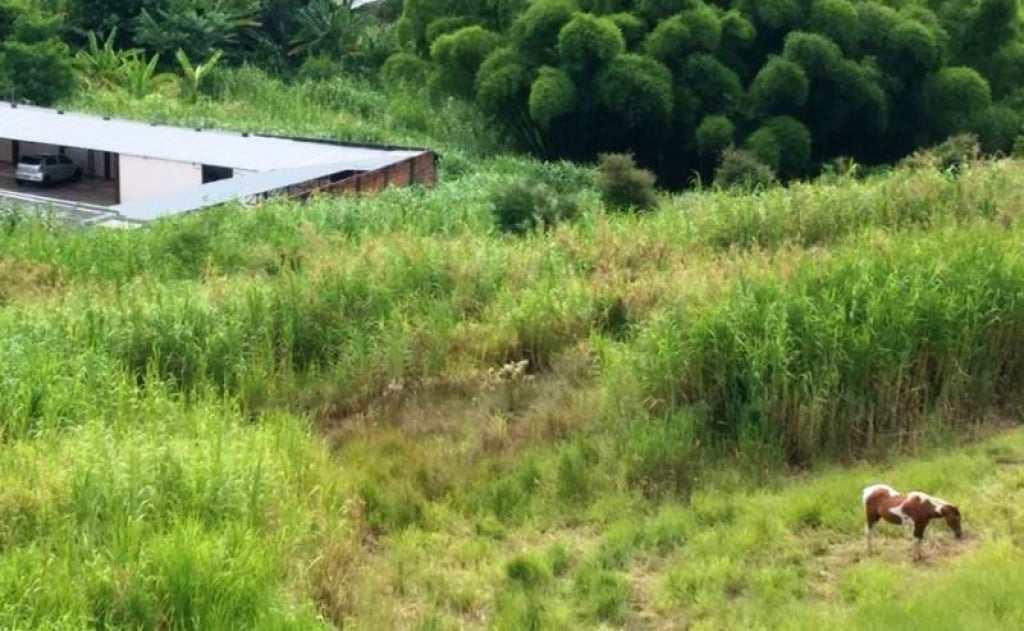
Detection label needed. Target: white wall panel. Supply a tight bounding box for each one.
[119,155,201,203]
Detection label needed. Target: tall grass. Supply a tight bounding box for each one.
[625,223,1024,465]
[0,396,341,629]
[64,66,507,163]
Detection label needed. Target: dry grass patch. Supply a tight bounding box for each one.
[0,258,63,305]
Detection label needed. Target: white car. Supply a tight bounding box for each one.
[15,153,82,186]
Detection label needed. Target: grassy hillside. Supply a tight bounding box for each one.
[1,75,1024,628]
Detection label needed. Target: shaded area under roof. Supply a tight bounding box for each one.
[110,162,355,221]
[0,102,424,172]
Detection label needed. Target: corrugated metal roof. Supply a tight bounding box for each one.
[0,102,424,172]
[110,161,357,221]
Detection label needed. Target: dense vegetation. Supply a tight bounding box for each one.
[6,0,1024,187]
[0,66,1023,626]
[2,0,1024,628]
[392,0,1024,185]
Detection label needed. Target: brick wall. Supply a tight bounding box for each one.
[295,151,437,200]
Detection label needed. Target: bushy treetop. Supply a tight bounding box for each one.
[394,0,1024,188]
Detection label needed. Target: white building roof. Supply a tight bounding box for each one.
[0,102,424,172]
[111,161,358,221]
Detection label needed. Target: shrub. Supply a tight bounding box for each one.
[623,415,700,501]
[506,554,551,589]
[381,51,429,88]
[556,441,591,503]
[295,54,341,82]
[491,180,581,235]
[573,563,629,624]
[597,152,658,212]
[902,133,982,173]
[713,147,778,191]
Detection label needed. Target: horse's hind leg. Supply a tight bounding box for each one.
[865,516,879,554]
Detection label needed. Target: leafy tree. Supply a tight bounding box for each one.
[511,0,577,66]
[696,115,735,157]
[0,38,74,105]
[743,125,782,172]
[740,0,803,32]
[925,66,992,138]
[607,12,646,49]
[988,42,1024,98]
[529,65,577,129]
[289,0,371,61]
[642,15,691,66]
[959,0,1018,64]
[0,1,73,105]
[808,0,858,53]
[681,1,722,53]
[557,13,624,75]
[749,56,809,115]
[680,54,742,115]
[782,31,843,79]
[401,0,476,53]
[66,0,146,48]
[475,46,531,125]
[972,104,1021,153]
[597,53,673,133]
[763,115,812,176]
[425,16,477,46]
[429,25,502,97]
[134,0,259,66]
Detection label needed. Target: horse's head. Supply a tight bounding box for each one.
[940,504,963,539]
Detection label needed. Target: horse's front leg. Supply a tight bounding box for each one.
[912,521,928,561]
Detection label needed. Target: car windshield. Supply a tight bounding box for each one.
[19,156,42,165]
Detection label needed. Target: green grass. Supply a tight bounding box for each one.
[3,75,1024,628]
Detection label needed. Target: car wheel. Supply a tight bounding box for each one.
[73,169,82,182]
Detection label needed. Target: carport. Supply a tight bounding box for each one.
[0,138,120,206]
[0,101,437,223]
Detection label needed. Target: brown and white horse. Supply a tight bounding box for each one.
[862,483,962,560]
